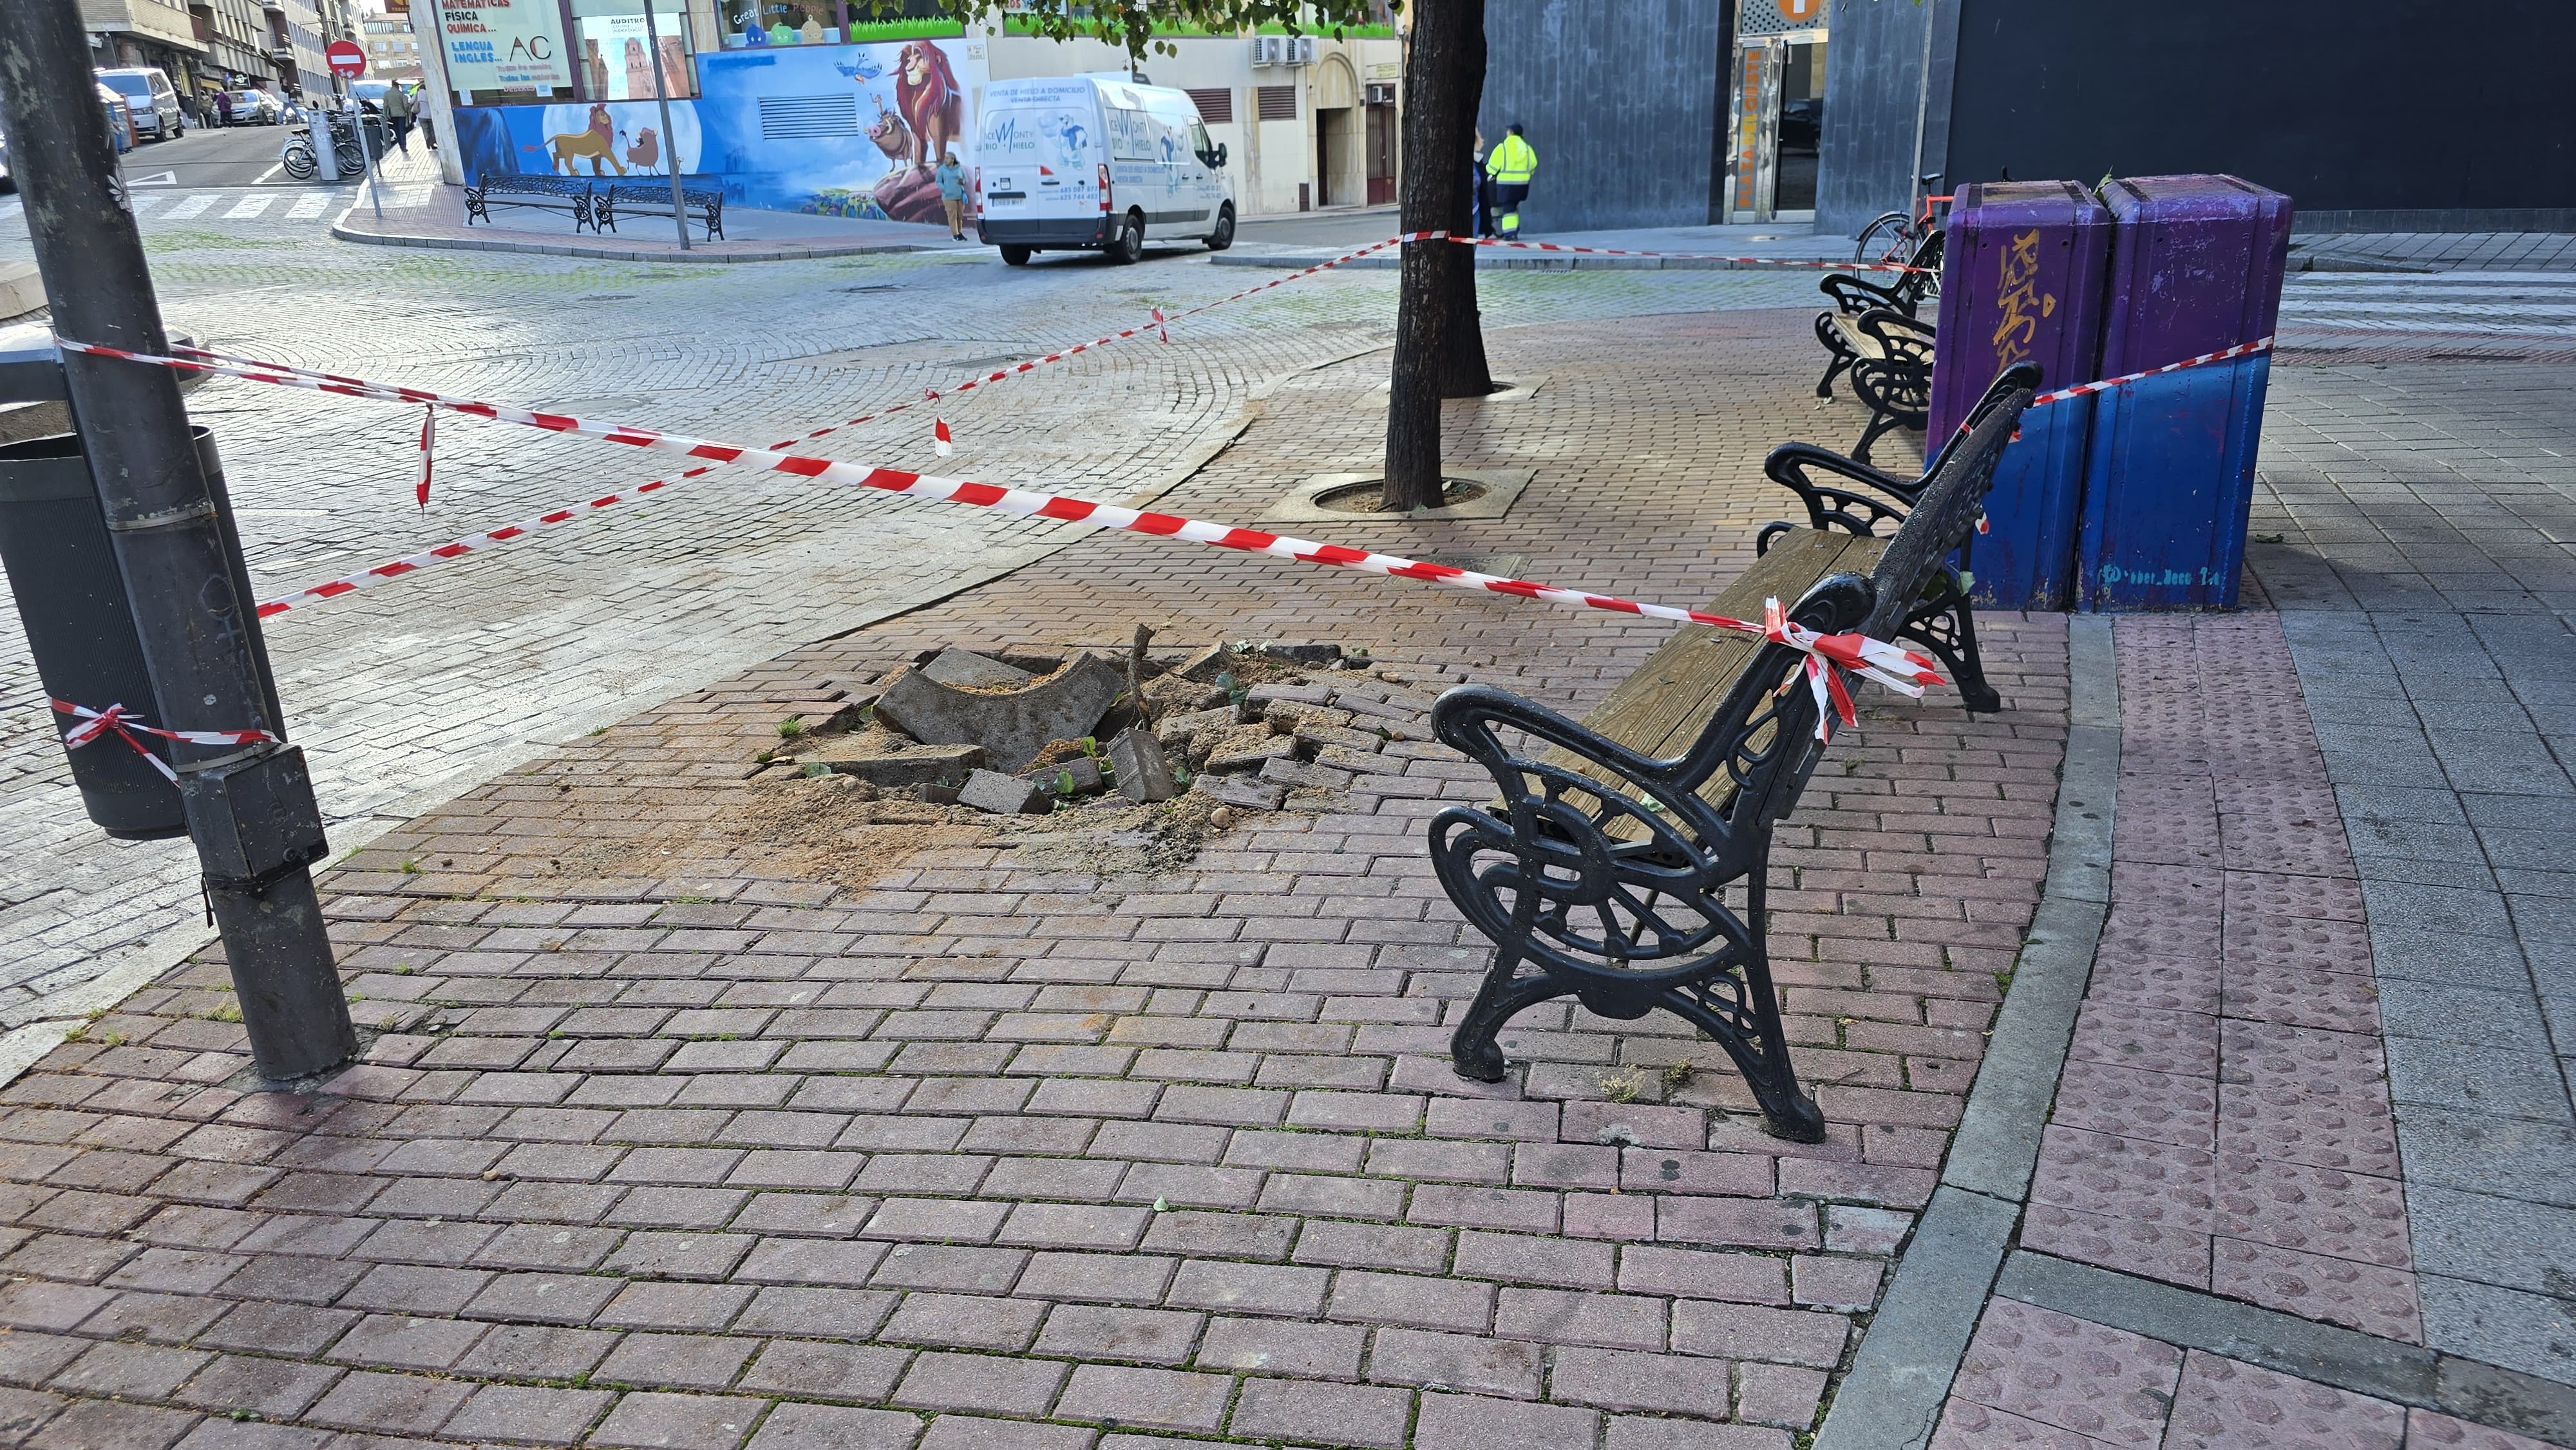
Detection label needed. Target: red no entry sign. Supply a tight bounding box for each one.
[327,39,366,79]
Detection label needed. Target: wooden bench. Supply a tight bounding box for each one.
[1819,308,1936,467]
[1812,225,1940,402]
[1426,363,2040,1142]
[463,174,609,234]
[598,180,726,241]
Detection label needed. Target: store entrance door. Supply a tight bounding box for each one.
[1721,3,1828,223]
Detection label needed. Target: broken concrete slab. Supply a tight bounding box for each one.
[1203,726,1298,774]
[1171,644,1233,683]
[1143,673,1227,718]
[1245,682,1335,708]
[1192,774,1287,811]
[875,651,1126,772]
[959,768,1053,815]
[1264,701,1354,733]
[1156,704,1245,753]
[1107,728,1179,803]
[799,737,985,789]
[922,649,1036,690]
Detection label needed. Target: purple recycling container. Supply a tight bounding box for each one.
[2077,174,2293,610]
[1927,180,2112,611]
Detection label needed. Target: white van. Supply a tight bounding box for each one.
[974,75,1235,266]
[95,68,185,142]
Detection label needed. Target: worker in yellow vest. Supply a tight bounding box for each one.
[1484,122,1537,240]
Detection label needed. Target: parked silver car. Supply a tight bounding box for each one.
[94,67,184,142]
[227,89,285,126]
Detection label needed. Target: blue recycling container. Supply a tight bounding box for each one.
[1926,180,2111,612]
[2076,175,2292,610]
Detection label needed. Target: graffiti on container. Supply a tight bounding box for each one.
[1991,229,2058,367]
[2095,564,2230,587]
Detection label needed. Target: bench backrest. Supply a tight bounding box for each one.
[1862,362,2039,641]
[1687,362,2038,850]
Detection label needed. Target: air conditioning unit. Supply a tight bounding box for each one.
[1287,35,1318,66]
[1251,35,1284,66]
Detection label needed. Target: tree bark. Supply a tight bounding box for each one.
[1383,0,1488,511]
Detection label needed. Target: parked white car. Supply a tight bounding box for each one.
[975,74,1235,266]
[94,67,185,142]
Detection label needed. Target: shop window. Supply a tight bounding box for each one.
[571,0,694,97]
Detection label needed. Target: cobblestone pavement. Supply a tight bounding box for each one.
[0,199,1833,1028]
[0,312,2076,1449]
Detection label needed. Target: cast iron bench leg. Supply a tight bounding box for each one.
[1901,572,2003,715]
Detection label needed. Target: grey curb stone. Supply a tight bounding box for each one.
[1997,1252,2576,1445]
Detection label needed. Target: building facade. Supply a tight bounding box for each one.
[412,4,1399,220]
[82,0,210,94]
[1479,0,2576,236]
[363,11,423,85]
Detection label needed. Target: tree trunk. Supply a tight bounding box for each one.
[1383,0,1489,511]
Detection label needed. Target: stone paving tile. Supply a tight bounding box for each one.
[2032,616,2423,1345]
[0,310,2072,1446]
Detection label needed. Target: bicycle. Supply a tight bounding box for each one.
[1854,170,1949,294]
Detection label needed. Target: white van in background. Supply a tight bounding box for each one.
[94,68,185,142]
[974,74,1235,266]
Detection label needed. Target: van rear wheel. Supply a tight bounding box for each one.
[999,245,1032,267]
[1205,203,1235,252]
[1104,212,1144,265]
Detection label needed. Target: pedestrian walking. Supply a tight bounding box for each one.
[215,89,233,128]
[934,149,968,240]
[382,83,415,154]
[1484,122,1537,240]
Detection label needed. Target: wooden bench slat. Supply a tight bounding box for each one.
[1533,529,1887,836]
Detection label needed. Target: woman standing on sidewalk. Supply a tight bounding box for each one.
[934,150,967,240]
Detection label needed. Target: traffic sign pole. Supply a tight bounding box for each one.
[324,40,379,221]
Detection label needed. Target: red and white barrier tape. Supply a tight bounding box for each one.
[53,699,276,781]
[1448,235,1933,273]
[54,337,1944,728]
[2029,336,2273,407]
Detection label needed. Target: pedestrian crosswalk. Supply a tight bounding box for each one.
[2280,272,2576,342]
[160,193,216,220]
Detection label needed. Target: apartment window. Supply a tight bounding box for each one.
[1184,86,1231,124]
[1256,84,1295,121]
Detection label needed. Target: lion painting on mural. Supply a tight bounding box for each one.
[893,41,961,172]
[527,104,623,175]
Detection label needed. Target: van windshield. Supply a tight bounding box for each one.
[97,74,152,100]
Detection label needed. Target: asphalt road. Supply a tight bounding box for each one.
[113,117,356,191]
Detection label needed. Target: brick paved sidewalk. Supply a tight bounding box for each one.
[0,310,2074,1449]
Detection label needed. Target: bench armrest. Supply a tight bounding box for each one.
[1821,272,1913,317]
[1764,439,1926,537]
[1859,308,1936,362]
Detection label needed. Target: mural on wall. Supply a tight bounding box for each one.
[455,37,983,223]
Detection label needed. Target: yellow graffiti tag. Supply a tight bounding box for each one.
[1991,228,2058,366]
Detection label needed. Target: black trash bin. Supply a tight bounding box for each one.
[0,424,280,840]
[0,432,185,838]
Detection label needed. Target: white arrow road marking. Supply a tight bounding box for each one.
[126,170,177,186]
